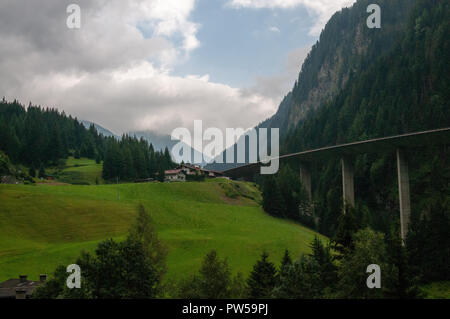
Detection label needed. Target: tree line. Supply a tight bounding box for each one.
[261,164,448,290]
[0,99,175,181]
[102,136,174,181]
[34,204,432,299]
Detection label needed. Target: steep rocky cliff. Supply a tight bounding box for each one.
[262,0,416,134]
[207,0,416,171]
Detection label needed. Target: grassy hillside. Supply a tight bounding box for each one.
[0,179,325,282]
[45,157,103,185]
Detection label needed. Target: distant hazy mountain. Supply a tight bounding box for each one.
[130,131,212,167]
[80,123,211,166]
[81,120,118,138]
[129,131,176,152]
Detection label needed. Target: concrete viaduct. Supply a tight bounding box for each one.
[222,127,450,241]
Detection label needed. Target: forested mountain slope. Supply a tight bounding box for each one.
[264,0,416,133]
[283,0,449,152]
[281,0,449,237]
[206,0,417,171]
[257,0,449,287]
[0,100,175,181]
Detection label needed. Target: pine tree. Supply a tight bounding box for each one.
[128,205,167,285]
[29,166,36,178]
[276,166,303,221]
[163,147,172,169]
[262,176,286,218]
[272,254,322,299]
[277,249,293,286]
[309,236,338,291]
[280,249,292,270]
[157,166,165,182]
[179,250,232,299]
[336,228,394,299]
[332,206,361,257]
[95,153,101,164]
[38,164,46,179]
[385,224,422,299]
[247,252,277,299]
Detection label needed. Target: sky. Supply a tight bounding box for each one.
[0,0,356,139]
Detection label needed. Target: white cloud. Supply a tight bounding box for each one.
[269,26,280,33]
[136,0,201,56]
[12,61,277,135]
[228,0,356,35]
[0,0,278,140]
[243,45,311,102]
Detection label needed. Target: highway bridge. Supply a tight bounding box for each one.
[223,127,450,241]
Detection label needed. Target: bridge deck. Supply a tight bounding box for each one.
[223,127,450,178]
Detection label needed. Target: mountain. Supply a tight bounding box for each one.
[278,0,450,242]
[130,130,212,166]
[282,0,450,152]
[79,123,212,166]
[231,0,448,241]
[128,131,177,152]
[268,0,415,133]
[206,0,416,171]
[204,0,450,244]
[81,120,118,138]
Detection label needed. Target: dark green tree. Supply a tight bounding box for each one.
[272,255,322,299]
[28,166,36,178]
[38,164,46,179]
[262,176,286,218]
[33,205,166,299]
[247,252,277,299]
[309,236,338,291]
[157,166,165,182]
[385,224,422,299]
[128,204,167,287]
[336,228,394,299]
[179,250,232,299]
[332,206,361,257]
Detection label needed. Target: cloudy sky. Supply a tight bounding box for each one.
[0,0,355,138]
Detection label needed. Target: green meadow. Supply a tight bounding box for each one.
[0,178,325,282]
[45,157,103,185]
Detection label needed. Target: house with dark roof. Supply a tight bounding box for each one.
[163,164,225,182]
[0,275,47,299]
[178,164,224,178]
[164,169,186,182]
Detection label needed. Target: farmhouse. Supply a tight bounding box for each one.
[178,163,224,178]
[164,169,186,182]
[178,163,201,176]
[0,275,47,299]
[163,164,224,182]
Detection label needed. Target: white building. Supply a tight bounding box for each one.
[164,169,186,182]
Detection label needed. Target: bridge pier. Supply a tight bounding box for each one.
[300,162,312,201]
[341,156,355,209]
[396,149,411,243]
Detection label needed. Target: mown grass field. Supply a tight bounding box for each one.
[0,178,325,283]
[45,157,103,185]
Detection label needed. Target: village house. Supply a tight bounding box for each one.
[0,275,47,299]
[178,163,201,176]
[164,164,224,182]
[164,169,186,182]
[178,164,224,178]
